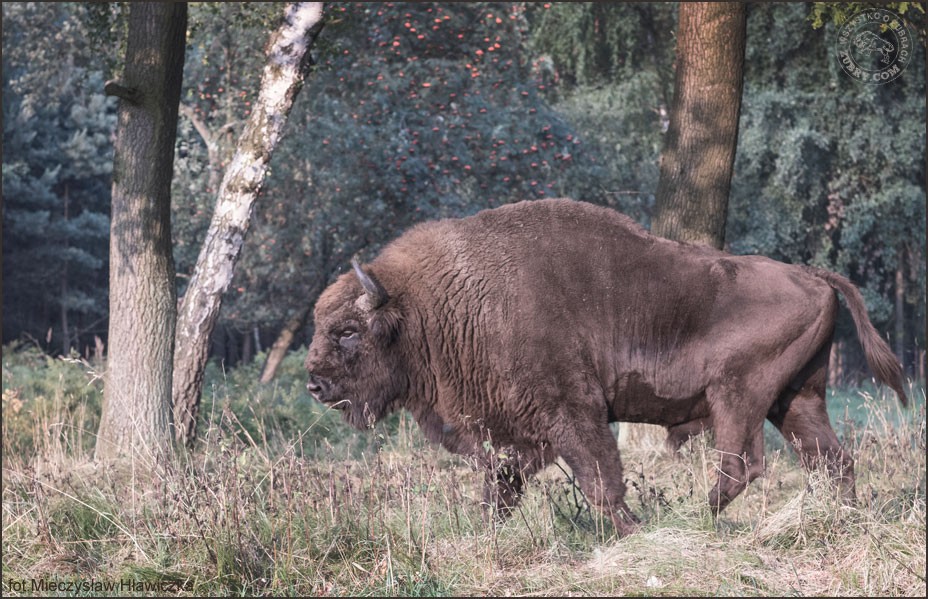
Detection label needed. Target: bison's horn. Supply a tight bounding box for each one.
[351,257,389,309]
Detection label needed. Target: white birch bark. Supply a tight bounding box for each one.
[173,3,325,445]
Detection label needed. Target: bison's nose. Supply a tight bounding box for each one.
[306,373,329,399]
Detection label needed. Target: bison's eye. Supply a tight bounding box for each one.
[338,329,360,352]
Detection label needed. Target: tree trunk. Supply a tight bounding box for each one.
[894,250,906,374]
[918,350,925,385]
[651,2,746,249]
[242,328,254,364]
[60,184,71,355]
[260,305,312,383]
[625,2,746,449]
[260,232,331,384]
[253,326,263,355]
[95,3,186,464]
[828,339,845,389]
[178,103,231,194]
[173,3,326,446]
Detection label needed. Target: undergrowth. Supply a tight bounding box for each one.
[2,343,925,596]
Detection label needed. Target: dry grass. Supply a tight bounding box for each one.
[2,349,925,596]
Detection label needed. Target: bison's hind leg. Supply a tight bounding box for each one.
[767,346,855,503]
[707,422,767,515]
[666,417,712,453]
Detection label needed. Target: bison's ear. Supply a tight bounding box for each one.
[370,306,403,345]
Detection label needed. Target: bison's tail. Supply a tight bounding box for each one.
[805,267,908,406]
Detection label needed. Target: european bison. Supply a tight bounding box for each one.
[305,198,907,535]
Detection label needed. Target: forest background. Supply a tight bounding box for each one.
[3,2,925,383]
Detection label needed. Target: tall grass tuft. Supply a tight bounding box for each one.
[3,345,925,596]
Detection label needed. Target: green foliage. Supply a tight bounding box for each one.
[810,2,927,42]
[1,342,103,458]
[2,3,115,353]
[79,3,129,78]
[526,3,676,90]
[525,3,678,224]
[728,3,926,354]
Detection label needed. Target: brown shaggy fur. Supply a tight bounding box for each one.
[305,198,907,535]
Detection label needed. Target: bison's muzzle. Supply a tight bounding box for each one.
[306,373,335,405]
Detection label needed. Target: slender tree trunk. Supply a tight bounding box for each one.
[95,3,187,464]
[60,276,70,355]
[829,339,844,389]
[894,250,906,374]
[260,305,312,383]
[178,103,232,194]
[260,233,331,383]
[651,2,746,249]
[173,3,326,446]
[60,185,71,355]
[626,2,746,449]
[242,329,254,364]
[919,350,925,384]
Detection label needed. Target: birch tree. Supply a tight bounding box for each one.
[173,2,325,446]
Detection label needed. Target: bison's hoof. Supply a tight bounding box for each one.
[614,517,641,537]
[613,508,641,537]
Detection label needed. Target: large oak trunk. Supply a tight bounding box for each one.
[95,3,187,464]
[651,2,746,249]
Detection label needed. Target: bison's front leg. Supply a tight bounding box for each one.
[481,447,545,521]
[551,417,641,537]
[482,460,526,519]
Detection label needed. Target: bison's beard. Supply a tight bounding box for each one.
[317,368,406,430]
[322,389,395,430]
[336,392,396,430]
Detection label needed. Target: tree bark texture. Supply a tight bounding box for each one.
[173,3,325,446]
[894,251,906,371]
[651,2,746,250]
[96,3,187,464]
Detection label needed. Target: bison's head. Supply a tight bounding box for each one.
[305,259,408,429]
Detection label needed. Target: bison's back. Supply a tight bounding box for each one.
[378,198,837,428]
[390,198,657,294]
[385,197,826,360]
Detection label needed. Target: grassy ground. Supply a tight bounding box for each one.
[2,343,925,596]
